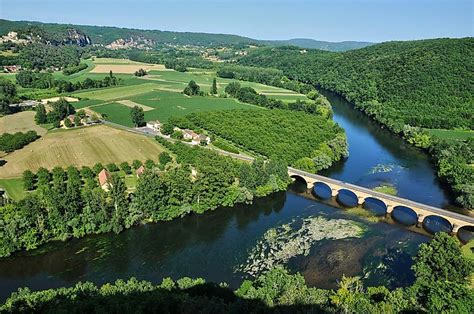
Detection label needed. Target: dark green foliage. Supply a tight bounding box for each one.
[239,38,474,131]
[0,130,39,153]
[183,80,202,96]
[132,159,142,170]
[0,77,17,113]
[16,69,54,88]
[144,159,155,169]
[130,105,145,127]
[211,77,218,94]
[46,98,75,126]
[18,43,80,70]
[106,163,119,172]
[158,152,172,165]
[410,232,474,313]
[134,68,147,77]
[160,122,174,135]
[22,170,35,191]
[34,104,47,124]
[186,109,347,170]
[120,162,132,174]
[62,63,87,75]
[430,138,474,209]
[92,163,104,174]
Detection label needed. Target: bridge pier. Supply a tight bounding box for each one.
[357,196,365,205]
[451,224,460,235]
[331,189,338,197]
[416,214,425,228]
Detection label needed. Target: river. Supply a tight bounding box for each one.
[0,91,459,301]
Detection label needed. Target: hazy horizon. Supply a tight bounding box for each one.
[1,0,472,42]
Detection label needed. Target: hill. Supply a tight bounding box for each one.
[0,19,258,47]
[239,38,474,131]
[265,38,374,51]
[0,19,371,51]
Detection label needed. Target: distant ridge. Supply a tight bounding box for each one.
[0,19,372,51]
[264,38,375,51]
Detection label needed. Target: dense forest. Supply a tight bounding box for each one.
[2,233,472,313]
[238,38,474,131]
[0,140,290,257]
[185,109,347,172]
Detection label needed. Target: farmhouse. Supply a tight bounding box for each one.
[3,65,21,73]
[183,129,199,141]
[8,100,40,109]
[146,120,161,131]
[98,169,112,191]
[136,165,145,177]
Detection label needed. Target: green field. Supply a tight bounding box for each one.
[42,58,312,127]
[426,128,474,141]
[0,178,26,201]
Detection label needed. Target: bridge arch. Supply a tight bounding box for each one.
[391,206,418,226]
[337,189,359,208]
[457,226,474,243]
[313,182,332,199]
[422,215,452,234]
[363,197,387,216]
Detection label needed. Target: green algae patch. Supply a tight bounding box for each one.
[237,216,365,276]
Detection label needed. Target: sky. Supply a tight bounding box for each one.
[1,0,473,42]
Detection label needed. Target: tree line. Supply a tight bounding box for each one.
[16,69,121,93]
[0,130,39,153]
[0,140,290,257]
[2,233,472,313]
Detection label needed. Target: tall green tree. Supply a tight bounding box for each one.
[130,106,145,127]
[211,77,218,94]
[35,104,47,124]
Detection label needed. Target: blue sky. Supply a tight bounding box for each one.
[1,0,472,42]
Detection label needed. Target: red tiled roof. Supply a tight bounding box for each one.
[98,169,111,186]
[136,165,145,176]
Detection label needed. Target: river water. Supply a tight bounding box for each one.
[0,91,458,301]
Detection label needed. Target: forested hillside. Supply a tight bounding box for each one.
[0,19,258,47]
[239,38,474,131]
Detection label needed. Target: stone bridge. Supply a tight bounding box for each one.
[288,167,474,235]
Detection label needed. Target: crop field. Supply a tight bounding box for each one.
[0,111,48,135]
[93,92,258,125]
[0,125,166,178]
[63,58,309,126]
[90,58,170,74]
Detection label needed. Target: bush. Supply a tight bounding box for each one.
[106,163,119,172]
[132,160,143,169]
[159,152,172,165]
[62,63,88,75]
[120,162,132,174]
[213,140,239,154]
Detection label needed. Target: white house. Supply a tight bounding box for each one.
[146,120,161,131]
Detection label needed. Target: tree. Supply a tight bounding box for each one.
[159,152,172,166]
[106,163,119,172]
[211,78,218,95]
[64,118,73,128]
[183,80,201,96]
[107,174,128,234]
[120,162,132,174]
[161,123,174,135]
[73,115,82,127]
[34,104,47,125]
[145,159,155,169]
[225,81,241,96]
[23,170,35,191]
[130,106,145,127]
[412,232,473,285]
[93,163,105,174]
[0,77,17,112]
[132,160,143,169]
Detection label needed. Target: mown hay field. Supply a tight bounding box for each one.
[0,111,48,136]
[0,125,165,178]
